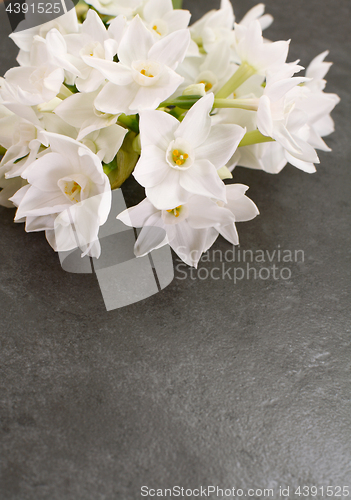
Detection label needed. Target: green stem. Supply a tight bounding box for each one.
[215,62,256,99]
[169,107,186,120]
[172,0,183,8]
[0,146,6,156]
[57,84,73,100]
[239,130,275,148]
[117,114,139,134]
[159,95,202,110]
[214,98,259,112]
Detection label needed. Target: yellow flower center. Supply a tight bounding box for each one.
[172,149,189,166]
[153,25,162,36]
[65,181,81,203]
[141,68,154,78]
[166,205,182,218]
[199,80,213,92]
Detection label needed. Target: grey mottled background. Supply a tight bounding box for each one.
[0,0,350,499]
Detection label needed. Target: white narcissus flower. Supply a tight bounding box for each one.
[9,9,79,67]
[0,0,339,266]
[305,50,333,93]
[117,184,259,267]
[0,96,45,179]
[256,66,322,173]
[54,90,119,140]
[80,125,128,164]
[239,3,273,31]
[1,26,70,106]
[0,109,31,207]
[215,105,291,174]
[174,40,237,97]
[84,0,143,19]
[214,184,260,245]
[190,0,235,54]
[298,51,340,146]
[60,11,127,93]
[190,1,274,56]
[141,0,191,39]
[133,93,246,209]
[2,65,64,106]
[232,20,289,75]
[257,100,320,173]
[93,16,190,114]
[10,132,111,258]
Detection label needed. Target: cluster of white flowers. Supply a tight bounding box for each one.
[0,0,339,266]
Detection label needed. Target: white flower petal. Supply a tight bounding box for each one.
[25,214,55,232]
[134,217,168,257]
[15,186,69,219]
[139,109,179,150]
[143,0,173,21]
[146,169,189,209]
[130,69,183,111]
[187,196,235,229]
[117,197,160,227]
[82,58,133,86]
[107,15,127,48]
[175,93,214,148]
[306,51,332,81]
[25,152,74,190]
[284,152,317,173]
[94,124,128,164]
[195,124,245,169]
[260,142,287,174]
[133,145,169,188]
[76,69,106,93]
[148,30,190,70]
[225,184,249,200]
[171,222,210,268]
[94,82,138,115]
[163,10,191,32]
[217,223,239,245]
[118,16,155,67]
[55,91,99,129]
[82,9,108,46]
[257,95,274,137]
[180,159,226,202]
[226,191,259,222]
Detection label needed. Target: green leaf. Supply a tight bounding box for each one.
[103,131,140,190]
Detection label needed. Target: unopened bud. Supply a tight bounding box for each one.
[183,83,206,97]
[217,165,233,180]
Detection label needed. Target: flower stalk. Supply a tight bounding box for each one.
[57,84,73,100]
[215,62,256,99]
[239,130,275,148]
[160,95,259,112]
[172,0,183,8]
[214,98,259,111]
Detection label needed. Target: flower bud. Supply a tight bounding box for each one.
[182,83,206,97]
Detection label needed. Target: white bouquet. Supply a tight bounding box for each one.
[0,0,340,267]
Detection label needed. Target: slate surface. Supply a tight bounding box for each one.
[0,0,350,499]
